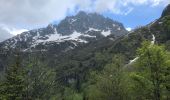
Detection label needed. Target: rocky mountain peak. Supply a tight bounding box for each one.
[57,11,127,36]
[76,11,88,17]
[161,4,170,17]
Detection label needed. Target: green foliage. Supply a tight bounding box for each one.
[130,72,153,99]
[24,58,57,100]
[94,52,111,69]
[158,16,170,43]
[130,41,170,100]
[84,54,131,100]
[163,16,170,31]
[0,53,25,100]
[63,88,83,100]
[0,55,59,100]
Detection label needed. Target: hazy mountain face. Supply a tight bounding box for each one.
[0,27,13,42]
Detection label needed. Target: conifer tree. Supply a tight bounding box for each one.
[0,52,25,100]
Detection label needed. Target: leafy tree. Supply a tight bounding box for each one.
[63,87,83,100]
[84,54,129,100]
[130,41,170,100]
[24,57,57,100]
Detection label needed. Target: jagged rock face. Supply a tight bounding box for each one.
[57,11,127,36]
[0,11,128,53]
[161,4,170,17]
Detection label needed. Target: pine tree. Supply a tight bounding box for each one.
[0,52,25,100]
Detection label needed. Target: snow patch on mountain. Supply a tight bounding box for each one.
[128,34,156,65]
[151,34,155,45]
[101,30,111,37]
[88,28,100,32]
[117,27,121,30]
[29,30,98,48]
[129,57,139,64]
[31,27,108,47]
[83,34,96,38]
[70,19,77,24]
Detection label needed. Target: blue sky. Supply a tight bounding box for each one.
[102,5,165,29]
[0,0,169,35]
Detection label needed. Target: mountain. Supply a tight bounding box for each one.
[161,4,170,17]
[0,4,169,69]
[50,3,170,75]
[0,4,170,99]
[0,27,13,42]
[0,3,169,83]
[0,11,127,54]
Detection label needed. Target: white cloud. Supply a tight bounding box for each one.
[0,25,13,42]
[126,27,132,31]
[0,0,169,30]
[123,0,169,7]
[124,8,134,15]
[0,0,75,28]
[0,24,28,35]
[9,29,28,35]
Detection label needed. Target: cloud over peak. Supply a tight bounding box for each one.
[0,0,169,30]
